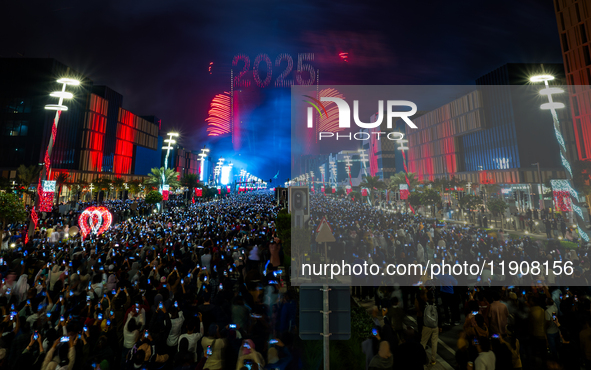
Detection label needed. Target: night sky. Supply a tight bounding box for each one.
[0,0,563,168]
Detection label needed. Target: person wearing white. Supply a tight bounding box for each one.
[178,313,204,361]
[123,308,145,349]
[470,338,496,370]
[166,309,185,347]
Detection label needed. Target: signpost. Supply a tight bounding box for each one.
[299,217,350,370]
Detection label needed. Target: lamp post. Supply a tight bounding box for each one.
[163,132,179,171]
[198,146,209,182]
[530,74,589,242]
[27,77,80,242]
[358,149,368,177]
[158,132,178,211]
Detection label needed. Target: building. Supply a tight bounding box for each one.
[404,63,577,210]
[0,58,162,191]
[358,112,398,180]
[162,145,201,178]
[554,0,591,161]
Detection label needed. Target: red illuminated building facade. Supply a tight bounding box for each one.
[0,58,162,190]
[554,0,591,161]
[405,64,573,187]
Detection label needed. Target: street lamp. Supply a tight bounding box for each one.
[28,77,80,242]
[163,132,179,171]
[198,146,209,182]
[530,74,589,242]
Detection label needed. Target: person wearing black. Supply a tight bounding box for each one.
[393,328,427,370]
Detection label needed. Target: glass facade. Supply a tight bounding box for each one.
[0,59,163,183]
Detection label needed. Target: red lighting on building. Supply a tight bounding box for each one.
[338,52,348,62]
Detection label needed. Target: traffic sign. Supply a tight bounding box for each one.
[315,217,335,243]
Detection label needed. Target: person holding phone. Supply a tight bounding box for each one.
[236,339,265,370]
[41,337,77,370]
[166,303,185,350]
[468,336,495,370]
[21,332,46,368]
[123,306,145,350]
[200,324,225,370]
[545,297,560,357]
[178,313,204,362]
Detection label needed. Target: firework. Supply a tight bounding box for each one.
[318,88,346,133]
[206,92,231,136]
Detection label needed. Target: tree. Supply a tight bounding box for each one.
[408,193,423,209]
[144,167,181,190]
[420,189,441,216]
[53,172,71,204]
[112,177,126,200]
[90,177,112,201]
[145,190,163,205]
[487,198,508,228]
[360,175,385,205]
[17,164,41,205]
[0,192,27,242]
[128,179,143,198]
[421,189,442,207]
[388,172,420,192]
[0,177,10,192]
[181,173,200,202]
[459,194,482,211]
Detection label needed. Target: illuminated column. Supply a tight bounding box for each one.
[198,146,210,182]
[27,77,80,243]
[530,74,589,242]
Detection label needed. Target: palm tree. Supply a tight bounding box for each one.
[128,179,143,198]
[181,173,200,202]
[144,167,181,190]
[388,172,420,192]
[91,177,112,201]
[77,179,89,201]
[389,172,420,213]
[360,175,385,205]
[53,172,70,204]
[17,164,41,205]
[112,177,126,200]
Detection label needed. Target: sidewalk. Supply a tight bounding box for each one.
[441,217,549,241]
[374,205,551,241]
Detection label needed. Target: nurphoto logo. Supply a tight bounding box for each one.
[303,95,418,141]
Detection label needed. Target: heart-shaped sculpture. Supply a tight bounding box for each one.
[78,206,113,240]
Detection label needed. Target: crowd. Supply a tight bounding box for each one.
[308,195,591,370]
[2,188,591,370]
[0,192,296,370]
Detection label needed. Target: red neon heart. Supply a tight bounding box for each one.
[78,206,113,240]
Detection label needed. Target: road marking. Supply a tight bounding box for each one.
[437,338,456,356]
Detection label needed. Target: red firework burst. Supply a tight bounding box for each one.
[206,92,231,136]
[318,88,346,133]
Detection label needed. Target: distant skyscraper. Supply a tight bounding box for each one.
[554,0,591,161]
